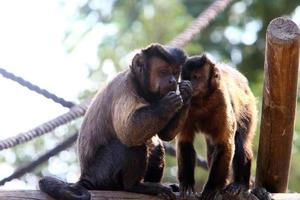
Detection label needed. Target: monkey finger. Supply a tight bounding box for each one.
[179,87,193,98]
[166,91,177,97]
[179,80,192,89]
[179,186,187,198]
[189,187,195,195]
[224,183,244,196]
[160,92,178,104]
[168,94,183,104]
[179,83,193,94]
[174,98,183,109]
[179,80,192,87]
[200,190,218,200]
[251,187,272,200]
[162,92,178,102]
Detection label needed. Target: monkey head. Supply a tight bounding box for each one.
[131,44,187,101]
[182,54,220,97]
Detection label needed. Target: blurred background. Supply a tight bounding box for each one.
[0,0,299,192]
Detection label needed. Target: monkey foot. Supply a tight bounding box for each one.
[224,183,248,196]
[199,189,221,200]
[157,187,176,200]
[179,183,195,198]
[66,183,91,200]
[165,183,180,192]
[251,187,272,200]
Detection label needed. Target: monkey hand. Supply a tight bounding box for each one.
[179,80,192,104]
[160,91,183,113]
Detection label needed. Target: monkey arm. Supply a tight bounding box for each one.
[114,103,177,146]
[157,104,190,141]
[203,139,235,192]
[157,80,192,141]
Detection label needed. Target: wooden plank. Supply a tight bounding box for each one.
[0,190,161,200]
[255,17,300,192]
[0,190,299,200]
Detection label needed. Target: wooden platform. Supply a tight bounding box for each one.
[0,190,300,200]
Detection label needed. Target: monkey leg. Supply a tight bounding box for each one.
[205,138,215,168]
[144,139,180,193]
[201,140,234,200]
[121,141,175,199]
[177,131,196,197]
[79,139,174,199]
[225,126,254,195]
[144,140,165,183]
[79,139,131,190]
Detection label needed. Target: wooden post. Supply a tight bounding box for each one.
[255,17,300,192]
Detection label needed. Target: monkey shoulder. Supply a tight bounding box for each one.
[78,70,149,160]
[216,63,256,123]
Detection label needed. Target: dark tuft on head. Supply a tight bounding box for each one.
[164,45,187,65]
[182,54,212,80]
[142,43,187,65]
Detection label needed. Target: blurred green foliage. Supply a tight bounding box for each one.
[1,0,299,192]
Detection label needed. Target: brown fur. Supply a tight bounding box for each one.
[177,55,257,198]
[39,44,189,200]
[78,70,148,169]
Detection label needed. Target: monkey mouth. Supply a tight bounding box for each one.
[159,85,177,98]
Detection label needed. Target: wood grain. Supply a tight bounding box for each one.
[255,17,300,192]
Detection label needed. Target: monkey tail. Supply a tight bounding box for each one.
[39,176,91,200]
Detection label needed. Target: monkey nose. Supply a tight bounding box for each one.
[169,77,177,85]
[169,79,176,84]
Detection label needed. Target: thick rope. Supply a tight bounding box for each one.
[0,135,206,185]
[168,0,231,47]
[0,132,78,186]
[0,100,90,151]
[0,67,75,108]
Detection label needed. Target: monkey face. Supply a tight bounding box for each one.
[148,57,180,97]
[131,44,186,101]
[182,54,220,98]
[190,63,211,97]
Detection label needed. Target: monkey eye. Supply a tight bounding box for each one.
[160,69,169,76]
[192,75,199,79]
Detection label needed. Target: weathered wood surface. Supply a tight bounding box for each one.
[0,190,300,200]
[255,17,300,193]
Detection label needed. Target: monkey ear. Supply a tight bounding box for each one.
[202,53,216,66]
[211,66,220,89]
[131,53,145,74]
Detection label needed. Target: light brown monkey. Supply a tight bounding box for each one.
[177,54,257,199]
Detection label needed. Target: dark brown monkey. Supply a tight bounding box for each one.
[39,44,192,200]
[177,54,257,199]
